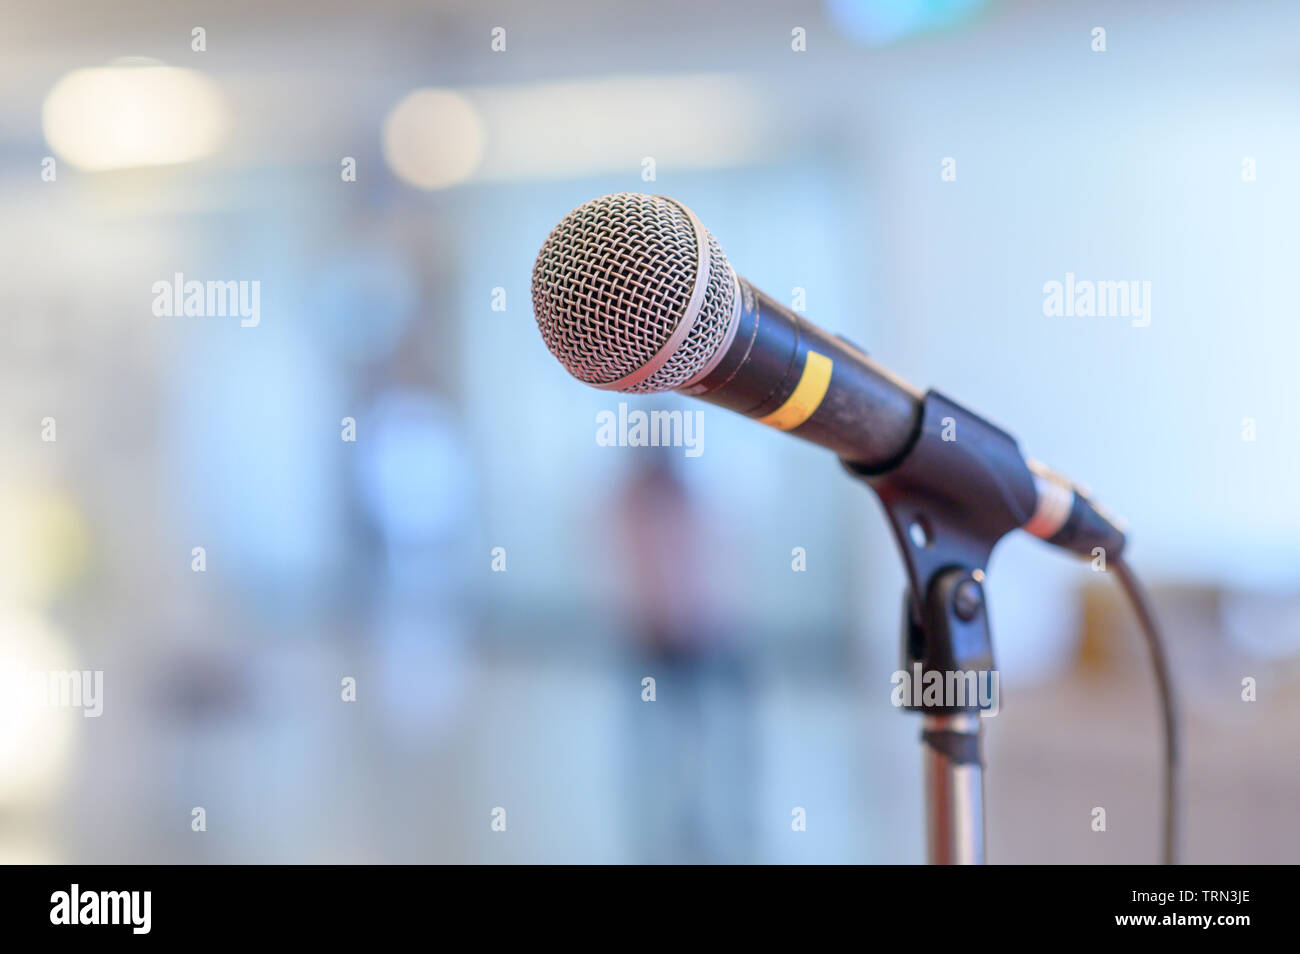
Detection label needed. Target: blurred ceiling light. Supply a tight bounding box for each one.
[382,88,486,190]
[467,74,766,182]
[826,0,990,46]
[382,74,769,189]
[43,59,229,171]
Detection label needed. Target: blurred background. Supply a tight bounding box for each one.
[2,0,1298,863]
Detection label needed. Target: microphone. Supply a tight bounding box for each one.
[531,193,1124,560]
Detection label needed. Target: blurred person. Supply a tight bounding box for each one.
[613,450,755,864]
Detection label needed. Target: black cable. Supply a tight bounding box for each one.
[1110,556,1180,865]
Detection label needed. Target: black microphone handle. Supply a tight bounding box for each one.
[683,276,923,471]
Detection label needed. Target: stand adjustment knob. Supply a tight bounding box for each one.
[953,578,983,621]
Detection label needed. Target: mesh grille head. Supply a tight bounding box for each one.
[531,193,738,393]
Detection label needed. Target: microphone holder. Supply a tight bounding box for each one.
[844,390,1039,864]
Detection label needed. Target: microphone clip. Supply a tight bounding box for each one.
[843,390,1038,714]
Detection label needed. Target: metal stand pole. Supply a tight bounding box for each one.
[922,713,985,865]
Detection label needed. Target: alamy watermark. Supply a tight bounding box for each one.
[1042,272,1150,328]
[1,668,103,717]
[596,403,703,457]
[891,663,1000,716]
[50,884,150,934]
[152,273,260,327]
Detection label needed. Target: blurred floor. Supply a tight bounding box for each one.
[5,646,1293,864]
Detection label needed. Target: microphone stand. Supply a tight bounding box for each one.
[844,391,1036,865]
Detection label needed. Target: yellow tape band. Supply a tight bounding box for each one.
[756,350,833,431]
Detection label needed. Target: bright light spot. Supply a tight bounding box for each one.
[0,612,76,808]
[43,62,229,171]
[382,88,485,190]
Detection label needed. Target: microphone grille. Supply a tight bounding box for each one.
[531,193,738,393]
